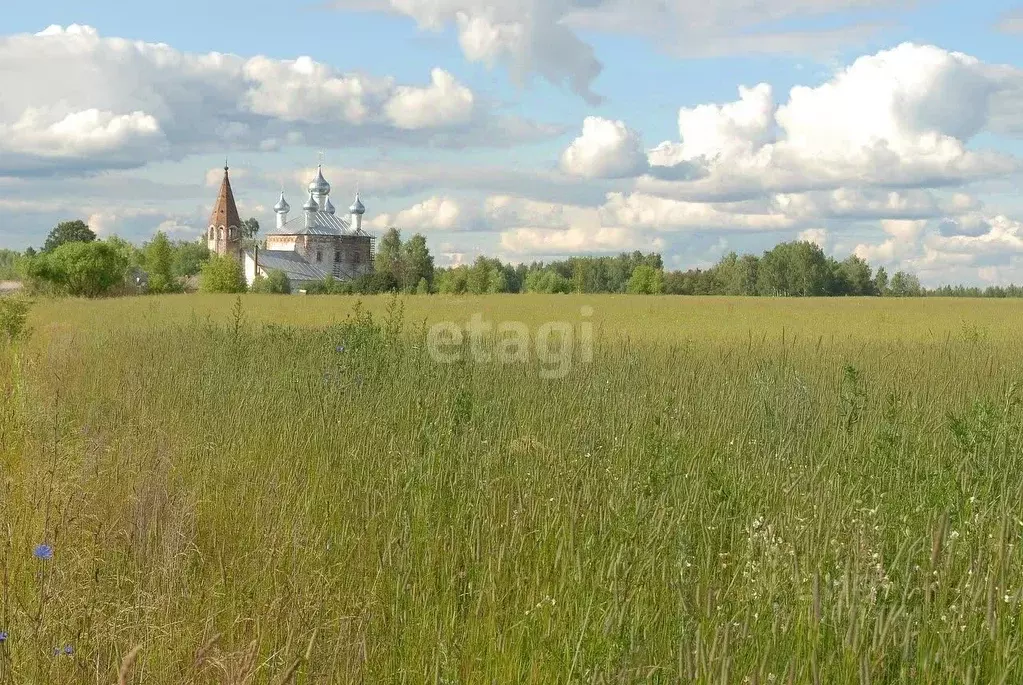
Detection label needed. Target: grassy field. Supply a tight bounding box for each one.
[3,294,1023,682]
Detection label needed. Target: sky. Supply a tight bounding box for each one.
[0,0,1021,285]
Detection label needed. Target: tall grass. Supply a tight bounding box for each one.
[2,295,1023,682]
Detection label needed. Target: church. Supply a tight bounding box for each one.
[206,165,375,290]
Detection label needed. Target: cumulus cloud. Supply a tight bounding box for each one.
[371,196,468,230]
[384,68,475,129]
[560,117,648,178]
[329,0,914,101]
[0,24,550,176]
[599,192,794,231]
[500,226,663,255]
[634,43,1023,201]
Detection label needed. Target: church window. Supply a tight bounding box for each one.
[218,227,224,239]
[316,250,323,263]
[334,251,341,263]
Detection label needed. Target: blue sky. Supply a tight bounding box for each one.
[1,0,1022,284]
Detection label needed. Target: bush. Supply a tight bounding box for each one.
[200,255,246,293]
[27,241,128,297]
[251,269,292,294]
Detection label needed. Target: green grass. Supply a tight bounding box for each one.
[3,294,1023,682]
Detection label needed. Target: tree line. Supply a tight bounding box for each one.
[5,219,1023,299]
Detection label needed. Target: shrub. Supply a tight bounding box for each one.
[27,241,128,297]
[200,255,246,293]
[251,269,292,294]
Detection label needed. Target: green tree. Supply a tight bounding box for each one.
[436,266,469,294]
[200,254,246,293]
[836,255,874,296]
[374,228,403,282]
[242,218,260,240]
[29,241,128,297]
[415,277,430,295]
[889,271,922,297]
[401,234,434,292]
[874,267,890,296]
[173,240,210,277]
[144,231,176,293]
[43,220,96,253]
[627,265,664,294]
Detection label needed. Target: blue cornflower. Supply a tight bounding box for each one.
[0,631,8,643]
[63,644,73,655]
[336,344,345,353]
[33,544,53,561]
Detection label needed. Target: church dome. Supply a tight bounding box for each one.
[349,193,365,216]
[302,192,319,212]
[308,165,331,196]
[273,190,290,214]
[324,197,336,215]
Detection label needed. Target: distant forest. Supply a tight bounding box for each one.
[5,224,1023,298]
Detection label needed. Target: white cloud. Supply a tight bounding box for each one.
[384,68,475,129]
[0,25,548,176]
[371,196,467,230]
[560,117,648,178]
[500,226,662,255]
[600,192,795,231]
[633,44,1023,201]
[798,228,828,247]
[1,108,164,158]
[673,83,776,162]
[205,166,250,187]
[329,0,916,101]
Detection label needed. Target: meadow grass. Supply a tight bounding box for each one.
[2,294,1023,682]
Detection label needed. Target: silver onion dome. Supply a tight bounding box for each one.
[273,190,290,214]
[302,192,319,212]
[349,193,365,215]
[308,165,331,196]
[324,197,336,215]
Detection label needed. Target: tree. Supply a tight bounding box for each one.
[28,240,128,297]
[374,228,403,282]
[889,271,922,297]
[415,277,430,294]
[836,255,874,296]
[143,231,176,293]
[173,240,210,277]
[200,254,246,293]
[43,220,96,253]
[874,267,890,296]
[401,234,434,292]
[627,265,664,294]
[242,218,260,240]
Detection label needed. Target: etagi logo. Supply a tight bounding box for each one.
[426,307,594,379]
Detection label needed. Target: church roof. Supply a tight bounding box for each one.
[209,166,241,229]
[249,250,331,282]
[269,211,353,237]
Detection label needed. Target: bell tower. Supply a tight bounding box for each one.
[207,166,243,259]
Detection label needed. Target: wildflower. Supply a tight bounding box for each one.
[0,631,7,643]
[64,644,73,655]
[336,344,346,353]
[33,544,53,561]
